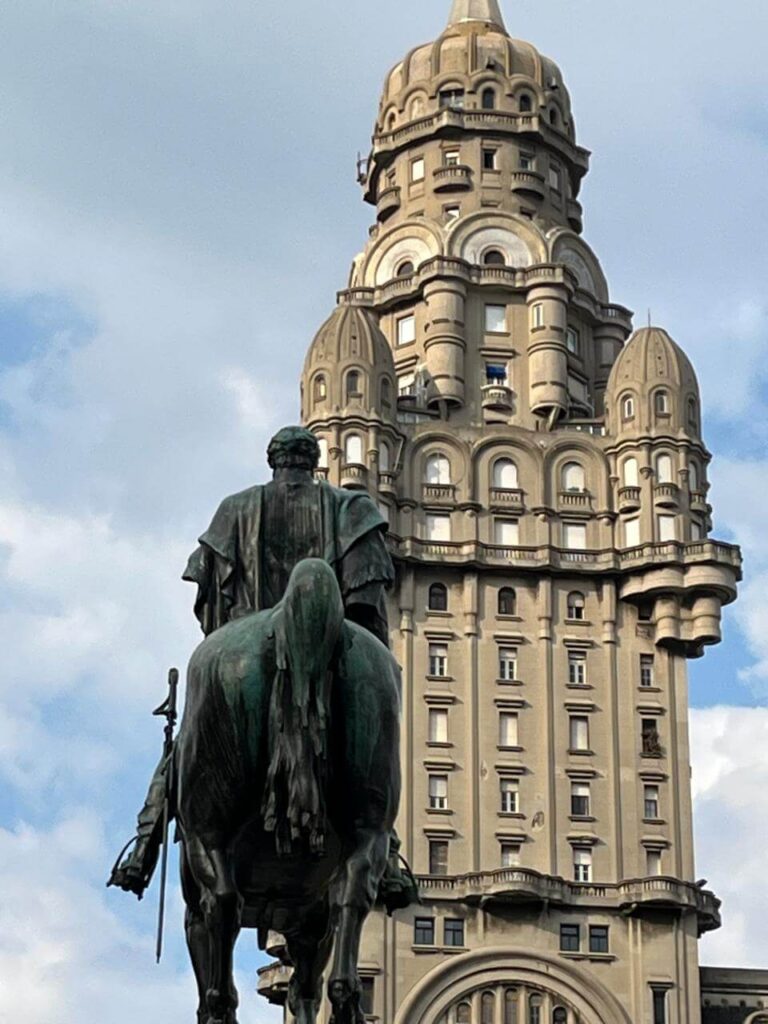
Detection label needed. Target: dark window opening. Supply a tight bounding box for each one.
[360,978,375,1015]
[428,583,448,612]
[483,148,497,170]
[498,587,517,616]
[482,87,496,110]
[589,925,610,954]
[414,917,434,945]
[439,89,465,110]
[444,918,465,947]
[483,249,506,266]
[560,923,580,952]
[519,93,533,113]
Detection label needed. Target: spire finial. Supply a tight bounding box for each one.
[447,0,507,31]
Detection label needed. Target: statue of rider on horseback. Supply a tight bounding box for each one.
[109,426,416,1024]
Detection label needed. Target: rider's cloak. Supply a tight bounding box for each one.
[182,480,394,638]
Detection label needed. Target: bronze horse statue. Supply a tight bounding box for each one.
[175,556,402,1024]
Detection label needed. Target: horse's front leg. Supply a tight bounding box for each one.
[186,836,242,1024]
[328,827,389,1024]
[285,901,334,1024]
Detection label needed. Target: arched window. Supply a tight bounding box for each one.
[346,370,362,399]
[654,389,670,416]
[498,587,517,616]
[567,591,585,620]
[396,260,415,277]
[381,378,392,407]
[482,992,495,1024]
[519,93,533,113]
[529,993,543,1024]
[456,1003,471,1024]
[317,438,329,469]
[655,453,674,484]
[379,441,390,473]
[504,990,519,1024]
[482,87,496,110]
[410,96,425,119]
[428,583,448,612]
[621,394,635,420]
[483,248,506,266]
[312,375,327,403]
[552,1010,568,1024]
[549,107,559,126]
[493,458,519,490]
[425,453,451,485]
[387,112,396,130]
[622,456,639,487]
[688,397,698,428]
[562,462,586,492]
[689,461,699,492]
[345,433,363,465]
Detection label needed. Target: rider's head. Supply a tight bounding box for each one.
[267,426,320,474]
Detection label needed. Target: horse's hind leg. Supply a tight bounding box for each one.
[328,828,389,1024]
[180,841,210,1024]
[185,834,242,1024]
[284,901,333,1024]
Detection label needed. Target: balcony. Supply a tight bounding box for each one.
[567,197,584,232]
[653,482,680,508]
[618,485,641,513]
[558,490,592,511]
[481,383,514,411]
[376,185,401,221]
[510,170,545,199]
[690,490,708,512]
[379,470,397,496]
[422,482,456,504]
[257,961,291,1005]
[415,868,721,935]
[340,462,369,490]
[433,164,473,192]
[489,487,525,512]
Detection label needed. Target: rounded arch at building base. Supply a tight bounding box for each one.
[393,947,633,1024]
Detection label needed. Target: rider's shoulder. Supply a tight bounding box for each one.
[213,483,265,516]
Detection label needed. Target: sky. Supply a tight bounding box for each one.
[0,1,766,1020]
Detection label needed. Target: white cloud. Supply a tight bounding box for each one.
[692,707,768,967]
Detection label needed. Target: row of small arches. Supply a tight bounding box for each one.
[619,390,698,429]
[312,373,394,408]
[390,88,556,126]
[395,247,508,279]
[426,453,586,493]
[443,990,570,1024]
[621,454,702,490]
[428,584,585,620]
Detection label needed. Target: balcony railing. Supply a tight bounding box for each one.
[489,487,525,510]
[567,197,584,231]
[618,485,641,512]
[510,170,545,198]
[433,164,473,192]
[481,383,514,411]
[422,483,456,503]
[257,962,292,1005]
[653,482,680,507]
[559,490,591,509]
[690,490,708,512]
[376,185,401,221]
[340,462,368,490]
[379,470,397,495]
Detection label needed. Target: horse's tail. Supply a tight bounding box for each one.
[262,558,344,858]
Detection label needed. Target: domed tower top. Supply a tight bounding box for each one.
[605,326,702,439]
[302,303,397,426]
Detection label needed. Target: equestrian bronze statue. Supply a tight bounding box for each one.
[109,426,415,1024]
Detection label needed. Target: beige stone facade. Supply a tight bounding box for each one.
[260,3,747,1022]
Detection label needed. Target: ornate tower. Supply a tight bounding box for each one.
[262,3,743,1022]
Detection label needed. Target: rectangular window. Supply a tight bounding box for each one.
[397,314,416,346]
[569,715,590,752]
[657,514,677,542]
[519,151,535,170]
[482,148,497,170]
[443,149,460,166]
[499,712,519,748]
[426,513,451,542]
[566,327,580,354]
[568,652,587,686]
[485,362,508,385]
[444,918,465,947]
[429,774,449,810]
[484,303,507,333]
[531,303,544,328]
[563,523,587,550]
[439,89,465,109]
[652,989,667,1024]
[444,205,460,221]
[642,718,662,756]
[398,371,416,396]
[360,977,375,1015]
[691,520,703,540]
[500,778,519,814]
[644,785,660,820]
[600,340,615,365]
[573,847,592,883]
[428,643,448,677]
[589,925,610,954]
[428,708,448,744]
[499,647,518,681]
[414,916,435,945]
[571,782,591,817]
[411,157,425,182]
[647,849,663,876]
[560,923,580,952]
[429,839,449,876]
[500,842,521,867]
[640,654,655,688]
[624,517,641,548]
[494,519,520,546]
[549,163,561,189]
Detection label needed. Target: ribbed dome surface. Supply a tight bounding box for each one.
[607,327,699,396]
[304,305,395,376]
